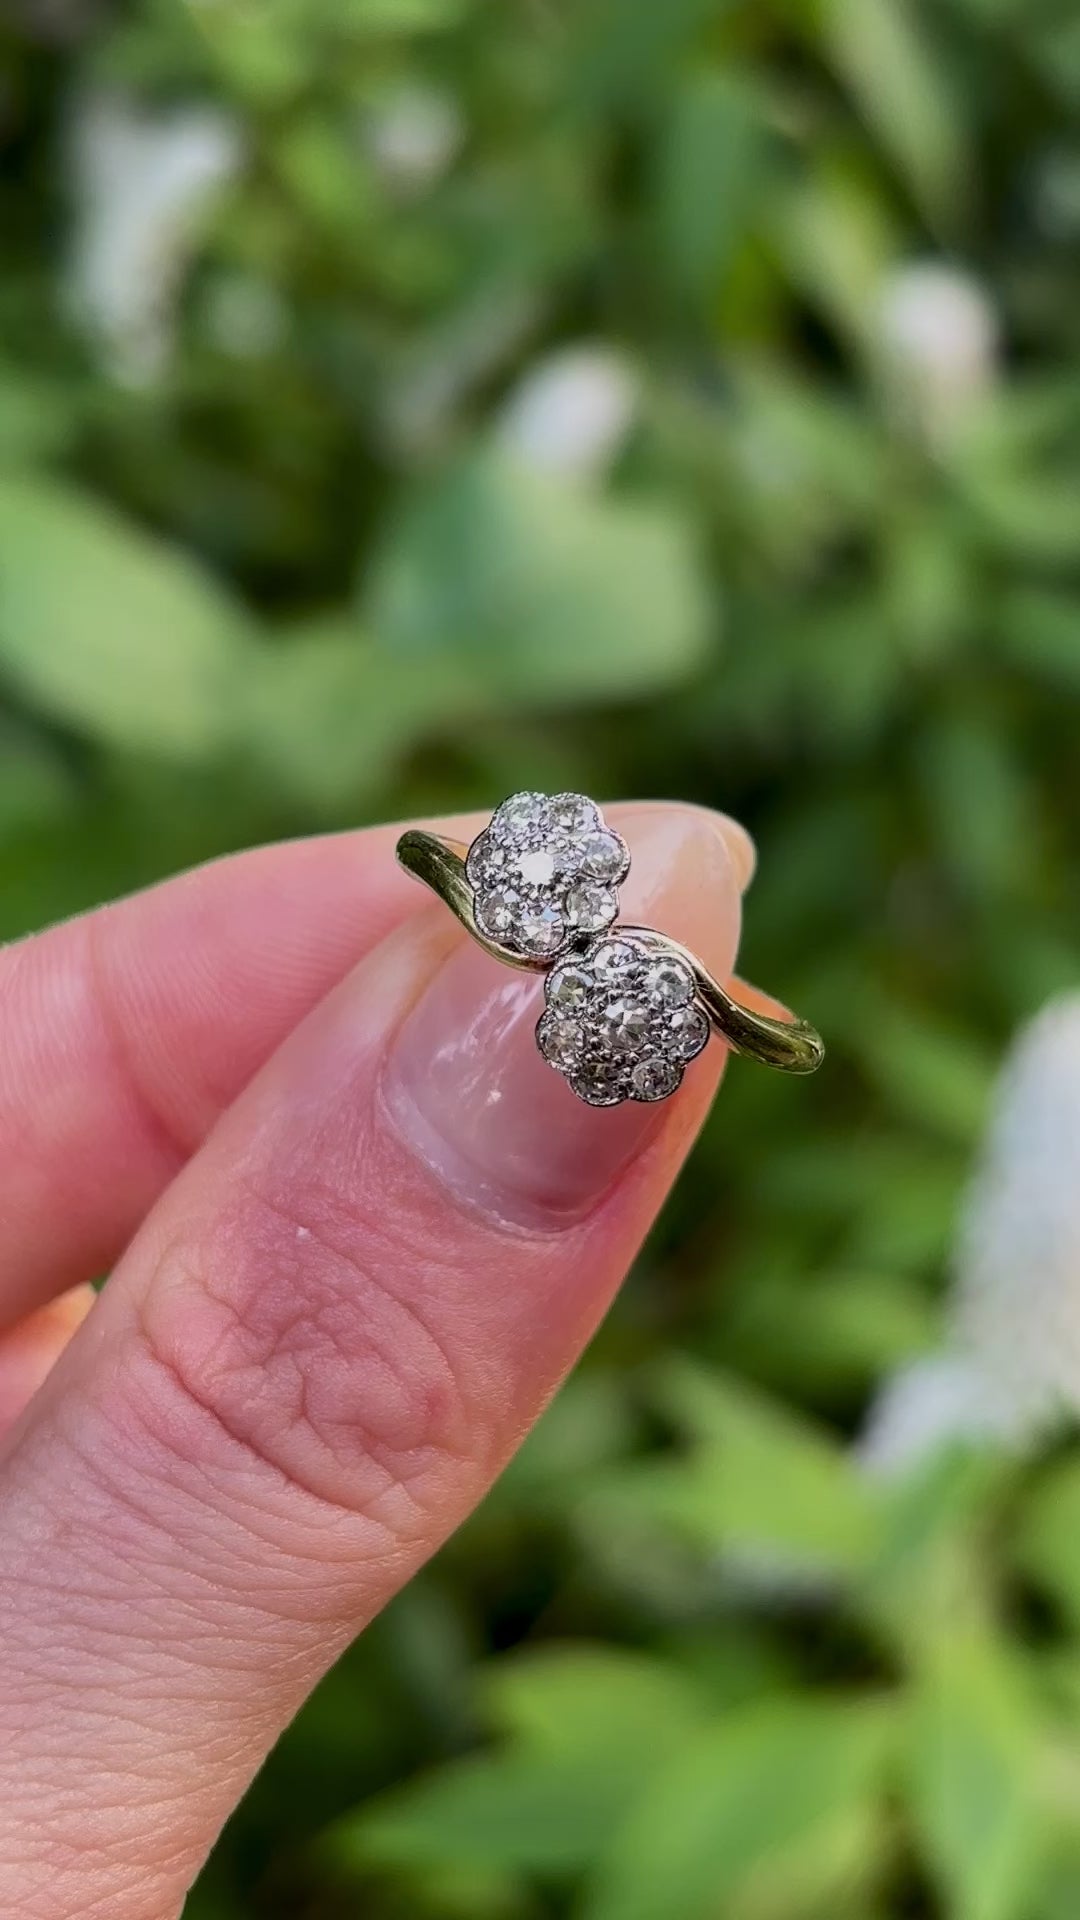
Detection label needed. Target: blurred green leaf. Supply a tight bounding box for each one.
[583,1696,896,1920]
[244,624,482,809]
[565,0,729,112]
[0,478,254,759]
[653,72,767,307]
[0,368,74,466]
[584,1362,881,1578]
[918,709,1043,897]
[1014,1462,1080,1635]
[364,453,713,703]
[994,589,1080,692]
[0,721,74,837]
[723,1795,889,1920]
[715,1264,937,1395]
[334,1753,650,1878]
[775,158,901,349]
[821,0,969,229]
[495,1374,638,1501]
[906,1636,1045,1920]
[484,1647,709,1762]
[846,992,996,1145]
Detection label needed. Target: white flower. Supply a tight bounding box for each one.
[64,89,242,385]
[497,345,640,482]
[875,261,999,447]
[862,996,1080,1472]
[859,1355,1020,1475]
[365,85,463,197]
[954,997,1080,1428]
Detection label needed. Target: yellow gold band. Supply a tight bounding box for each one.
[396,828,824,1077]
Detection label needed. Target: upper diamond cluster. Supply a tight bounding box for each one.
[466,791,630,960]
[537,933,710,1106]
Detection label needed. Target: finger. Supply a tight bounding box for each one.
[0,802,755,1324]
[0,807,741,1920]
[0,1286,95,1438]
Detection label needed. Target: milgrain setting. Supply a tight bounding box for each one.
[538,935,708,1107]
[465,790,630,960]
[397,791,824,1107]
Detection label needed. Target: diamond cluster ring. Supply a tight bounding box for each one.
[397,792,824,1107]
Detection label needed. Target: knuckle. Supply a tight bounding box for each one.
[128,1171,488,1545]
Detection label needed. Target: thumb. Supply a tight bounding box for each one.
[0,805,739,1920]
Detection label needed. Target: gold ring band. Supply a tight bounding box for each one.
[397,827,824,1080]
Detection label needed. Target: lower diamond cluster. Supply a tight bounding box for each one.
[466,790,630,961]
[537,935,710,1106]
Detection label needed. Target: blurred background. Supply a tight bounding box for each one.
[4,0,1080,1914]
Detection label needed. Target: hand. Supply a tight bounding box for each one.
[0,801,751,1920]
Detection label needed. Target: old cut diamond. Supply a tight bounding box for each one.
[514,848,558,889]
[570,1058,625,1107]
[602,996,650,1053]
[476,885,523,938]
[547,965,593,1011]
[466,834,508,889]
[537,1011,585,1069]
[517,901,565,956]
[591,940,637,978]
[631,1056,680,1102]
[645,958,693,1008]
[565,882,616,933]
[580,831,627,883]
[668,1005,710,1060]
[548,792,599,835]
[491,792,548,842]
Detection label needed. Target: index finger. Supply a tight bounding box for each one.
[0,804,753,1322]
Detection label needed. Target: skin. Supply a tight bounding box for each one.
[0,800,754,1919]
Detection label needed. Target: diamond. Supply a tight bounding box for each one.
[591,939,640,978]
[537,1011,585,1070]
[476,886,523,938]
[466,835,508,889]
[645,958,693,1008]
[580,831,627,883]
[667,1005,709,1060]
[514,848,558,889]
[547,965,593,1011]
[491,792,548,842]
[548,792,599,835]
[631,1056,681,1102]
[566,883,617,933]
[517,901,565,956]
[570,1059,625,1107]
[602,996,651,1053]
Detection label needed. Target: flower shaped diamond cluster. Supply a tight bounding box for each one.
[537,934,710,1106]
[466,791,630,961]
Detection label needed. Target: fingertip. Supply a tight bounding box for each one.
[610,800,756,893]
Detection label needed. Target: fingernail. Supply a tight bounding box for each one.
[381,807,740,1228]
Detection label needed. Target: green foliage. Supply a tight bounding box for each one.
[582,1696,895,1920]
[364,453,713,700]
[0,477,254,758]
[906,1637,1045,1920]
[3,0,1080,1914]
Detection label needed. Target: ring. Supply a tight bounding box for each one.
[397,791,824,1107]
